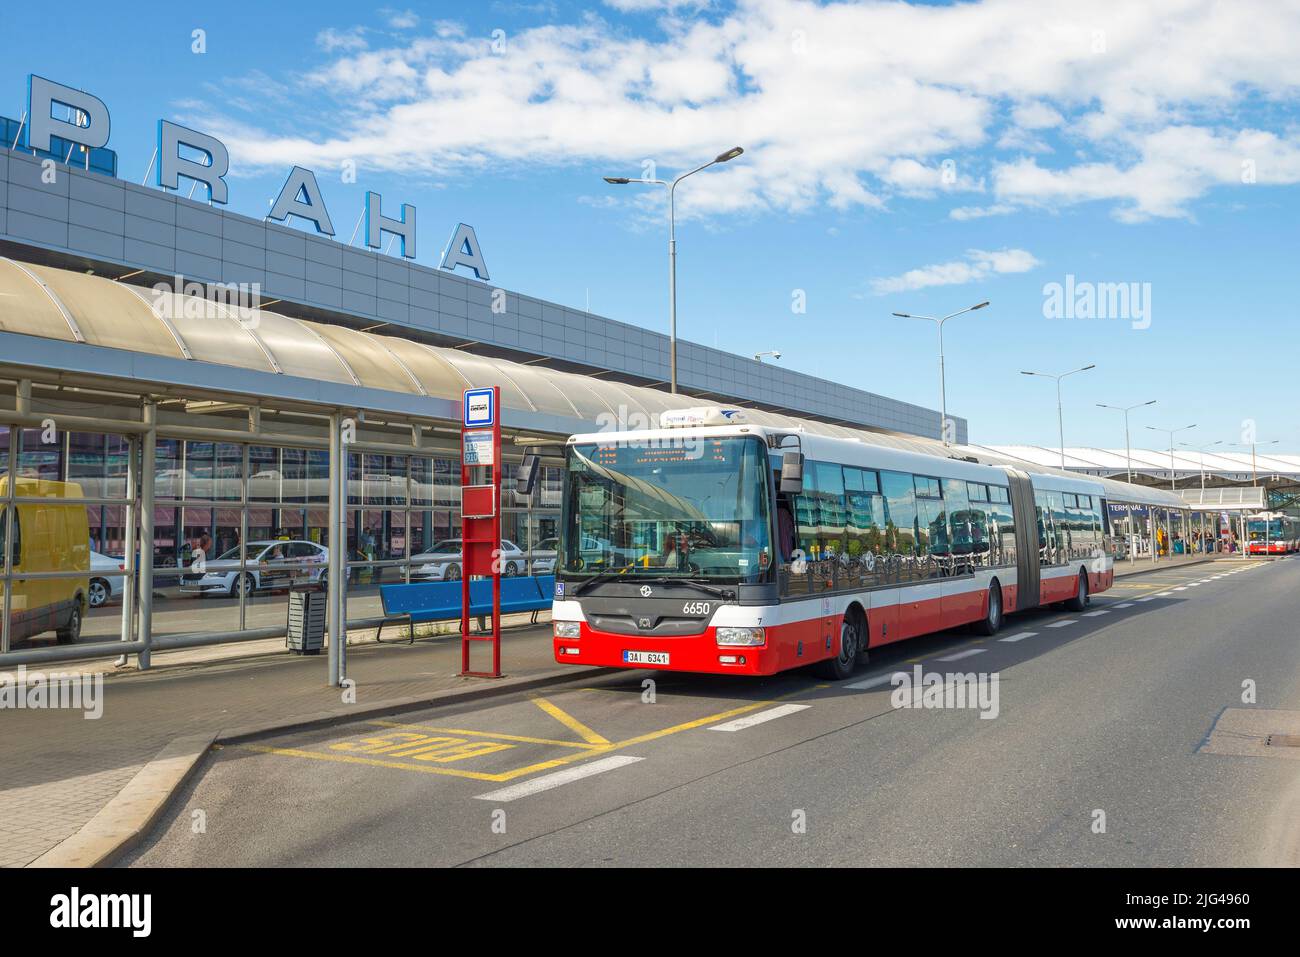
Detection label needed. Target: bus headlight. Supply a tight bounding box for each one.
[554,621,581,639]
[716,626,765,647]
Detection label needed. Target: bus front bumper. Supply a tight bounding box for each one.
[553,623,782,676]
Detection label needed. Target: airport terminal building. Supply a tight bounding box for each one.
[0,86,973,665]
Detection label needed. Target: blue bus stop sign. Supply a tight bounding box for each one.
[463,388,495,428]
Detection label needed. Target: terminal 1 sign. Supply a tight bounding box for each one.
[22,75,490,280]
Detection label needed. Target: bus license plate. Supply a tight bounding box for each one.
[623,650,669,666]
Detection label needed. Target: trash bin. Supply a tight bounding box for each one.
[286,584,327,655]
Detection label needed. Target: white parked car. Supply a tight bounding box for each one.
[410,539,527,580]
[88,551,126,608]
[179,540,329,597]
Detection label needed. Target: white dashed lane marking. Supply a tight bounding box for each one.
[846,672,903,690]
[999,631,1038,643]
[1083,609,1109,617]
[1114,603,1135,608]
[1046,620,1076,628]
[473,755,645,803]
[709,703,811,732]
[936,648,986,662]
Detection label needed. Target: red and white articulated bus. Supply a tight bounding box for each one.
[1245,512,1300,555]
[551,408,1116,679]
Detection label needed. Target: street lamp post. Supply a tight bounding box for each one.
[1228,439,1279,488]
[1179,439,1223,492]
[604,146,745,394]
[1021,364,1096,469]
[892,301,990,444]
[1096,399,1157,483]
[1145,423,1196,490]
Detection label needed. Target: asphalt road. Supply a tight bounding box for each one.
[125,557,1300,867]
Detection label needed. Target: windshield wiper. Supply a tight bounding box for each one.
[634,576,736,600]
[573,567,632,595]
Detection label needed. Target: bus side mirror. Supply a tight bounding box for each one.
[516,454,540,497]
[779,451,803,494]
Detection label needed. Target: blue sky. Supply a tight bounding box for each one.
[5,0,1298,449]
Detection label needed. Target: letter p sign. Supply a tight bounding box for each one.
[28,75,111,154]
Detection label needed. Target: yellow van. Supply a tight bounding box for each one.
[0,477,90,645]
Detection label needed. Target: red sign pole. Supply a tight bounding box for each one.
[460,386,502,677]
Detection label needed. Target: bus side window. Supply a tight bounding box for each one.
[880,470,918,580]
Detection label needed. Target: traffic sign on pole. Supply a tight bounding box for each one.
[460,386,502,677]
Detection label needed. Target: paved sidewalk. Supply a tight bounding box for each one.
[0,621,568,868]
[1112,552,1229,578]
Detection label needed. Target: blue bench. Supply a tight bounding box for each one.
[377,576,552,643]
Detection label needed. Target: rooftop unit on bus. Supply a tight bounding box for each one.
[659,407,749,428]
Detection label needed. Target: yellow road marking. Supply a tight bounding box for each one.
[243,677,839,783]
[243,744,511,780]
[366,719,605,750]
[611,699,775,747]
[529,695,612,745]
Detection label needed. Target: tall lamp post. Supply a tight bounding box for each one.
[1097,399,1157,483]
[604,146,745,394]
[1179,439,1223,492]
[1145,423,1196,490]
[1228,438,1280,488]
[891,301,990,444]
[1021,364,1096,468]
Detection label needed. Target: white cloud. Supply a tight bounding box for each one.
[994,126,1300,221]
[200,0,1300,222]
[949,203,1016,221]
[383,9,420,29]
[603,0,706,10]
[315,27,367,53]
[1012,102,1064,130]
[871,248,1042,295]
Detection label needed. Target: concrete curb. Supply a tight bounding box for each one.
[26,664,611,869]
[28,731,217,868]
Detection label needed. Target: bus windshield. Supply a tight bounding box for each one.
[1247,519,1284,540]
[562,435,773,582]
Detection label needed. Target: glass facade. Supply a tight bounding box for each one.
[0,423,561,651]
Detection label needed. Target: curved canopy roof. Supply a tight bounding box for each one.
[0,258,1193,509]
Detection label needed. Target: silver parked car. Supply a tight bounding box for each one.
[530,537,559,576]
[180,540,329,597]
[410,538,527,580]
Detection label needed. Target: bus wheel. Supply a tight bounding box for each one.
[1065,570,1090,611]
[816,614,861,680]
[971,582,1002,636]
